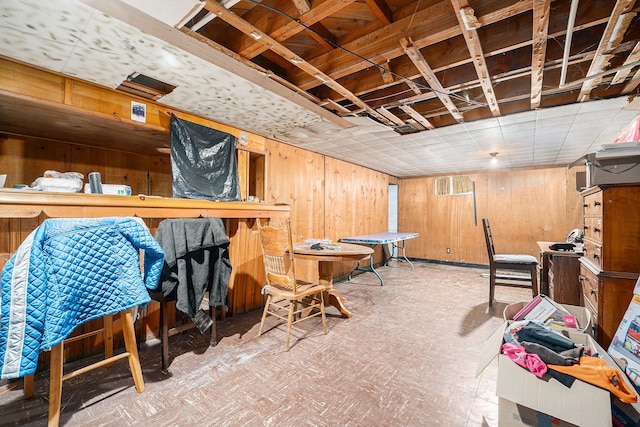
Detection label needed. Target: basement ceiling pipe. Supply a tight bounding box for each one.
[560,0,580,87]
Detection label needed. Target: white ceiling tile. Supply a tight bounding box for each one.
[463,118,500,130]
[122,0,202,27]
[497,110,537,125]
[501,121,536,133]
[536,103,581,119]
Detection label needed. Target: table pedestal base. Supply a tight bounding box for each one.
[324,289,352,318]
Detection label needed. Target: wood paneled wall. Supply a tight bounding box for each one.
[1,57,587,346]
[264,140,390,282]
[398,167,584,265]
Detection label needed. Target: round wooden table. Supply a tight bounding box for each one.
[293,242,373,318]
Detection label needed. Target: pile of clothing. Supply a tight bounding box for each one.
[503,320,638,404]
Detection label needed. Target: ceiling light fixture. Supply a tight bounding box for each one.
[490,152,498,164]
[249,32,262,40]
[314,73,329,83]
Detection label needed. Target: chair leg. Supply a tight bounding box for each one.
[257,295,271,336]
[530,265,539,297]
[121,310,144,393]
[209,306,217,347]
[23,374,34,399]
[160,299,169,370]
[320,293,327,334]
[285,300,295,351]
[48,342,64,427]
[489,268,496,307]
[104,314,113,367]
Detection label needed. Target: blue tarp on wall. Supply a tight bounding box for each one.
[170,115,241,202]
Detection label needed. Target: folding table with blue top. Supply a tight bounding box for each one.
[340,232,419,286]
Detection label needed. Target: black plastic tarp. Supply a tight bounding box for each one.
[170,114,241,202]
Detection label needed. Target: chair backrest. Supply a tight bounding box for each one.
[257,219,298,293]
[482,218,497,261]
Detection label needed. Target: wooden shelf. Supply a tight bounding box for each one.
[0,89,170,155]
[0,189,290,219]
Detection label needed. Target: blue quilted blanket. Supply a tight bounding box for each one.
[0,217,164,379]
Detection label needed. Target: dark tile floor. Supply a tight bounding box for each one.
[0,261,532,426]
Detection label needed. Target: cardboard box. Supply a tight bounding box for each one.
[504,301,591,333]
[498,398,578,427]
[477,323,639,427]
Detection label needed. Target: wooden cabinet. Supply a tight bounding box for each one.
[537,242,581,305]
[579,185,640,347]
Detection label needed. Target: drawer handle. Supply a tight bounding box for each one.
[590,288,597,295]
[593,227,601,233]
[593,253,600,260]
[583,203,588,208]
[594,201,601,206]
[584,226,590,232]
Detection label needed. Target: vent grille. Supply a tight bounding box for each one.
[116,73,176,100]
[393,124,421,135]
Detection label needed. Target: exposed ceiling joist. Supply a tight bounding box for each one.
[612,41,640,84]
[530,0,551,109]
[236,0,356,60]
[622,68,640,93]
[364,0,393,25]
[577,0,637,101]
[320,98,351,115]
[377,106,405,126]
[400,37,464,122]
[5,0,640,178]
[290,0,311,15]
[398,105,435,130]
[293,1,533,94]
[200,0,394,126]
[449,0,501,117]
[405,80,422,96]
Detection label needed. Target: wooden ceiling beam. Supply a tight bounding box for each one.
[236,0,356,59]
[530,0,551,109]
[201,0,394,126]
[398,105,435,129]
[405,80,422,95]
[290,0,311,15]
[391,51,597,109]
[377,107,405,126]
[622,68,640,94]
[612,41,640,84]
[400,37,464,122]
[449,0,500,116]
[323,11,611,104]
[308,23,336,50]
[365,0,393,25]
[577,0,637,101]
[291,0,533,91]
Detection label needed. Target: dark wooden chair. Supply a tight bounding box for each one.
[482,218,539,307]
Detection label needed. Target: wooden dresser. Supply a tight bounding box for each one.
[537,242,581,306]
[579,185,640,347]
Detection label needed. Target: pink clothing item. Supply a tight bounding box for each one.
[502,343,548,377]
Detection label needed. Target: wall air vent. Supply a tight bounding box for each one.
[116,72,176,100]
